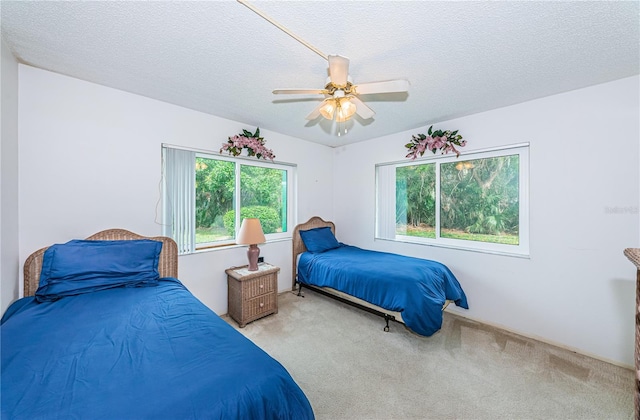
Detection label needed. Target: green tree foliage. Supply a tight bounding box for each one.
[440,155,519,237]
[396,164,436,228]
[398,155,519,241]
[240,165,284,214]
[223,206,281,235]
[196,158,285,239]
[195,158,234,229]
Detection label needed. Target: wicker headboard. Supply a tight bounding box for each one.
[23,229,179,297]
[291,216,335,290]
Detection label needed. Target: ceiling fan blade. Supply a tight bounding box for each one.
[353,79,410,95]
[349,96,375,120]
[305,99,330,120]
[273,88,327,95]
[328,55,349,87]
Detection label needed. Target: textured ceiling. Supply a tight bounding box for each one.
[1,1,638,147]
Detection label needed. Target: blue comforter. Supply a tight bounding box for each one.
[1,278,314,420]
[297,245,468,336]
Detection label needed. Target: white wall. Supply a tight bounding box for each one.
[333,76,640,367]
[17,65,334,314]
[1,38,20,314]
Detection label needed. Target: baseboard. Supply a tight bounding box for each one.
[445,308,633,370]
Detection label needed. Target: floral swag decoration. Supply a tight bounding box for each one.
[405,126,467,160]
[220,127,275,160]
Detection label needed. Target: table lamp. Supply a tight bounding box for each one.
[236,218,266,271]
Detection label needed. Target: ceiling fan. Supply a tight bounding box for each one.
[237,0,410,126]
[272,55,410,123]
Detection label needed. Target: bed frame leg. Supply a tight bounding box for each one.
[383,315,391,332]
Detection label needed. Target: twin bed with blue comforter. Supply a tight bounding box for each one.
[1,229,313,420]
[293,217,468,336]
[3,219,467,418]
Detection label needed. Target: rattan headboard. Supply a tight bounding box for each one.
[291,216,335,290]
[23,229,179,297]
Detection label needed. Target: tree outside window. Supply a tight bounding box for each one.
[195,157,290,247]
[440,155,519,245]
[377,145,528,256]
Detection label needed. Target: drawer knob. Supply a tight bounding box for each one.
[259,284,264,289]
[259,303,264,307]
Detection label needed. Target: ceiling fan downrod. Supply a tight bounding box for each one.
[237,0,328,61]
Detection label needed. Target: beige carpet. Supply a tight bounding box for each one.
[224,290,634,420]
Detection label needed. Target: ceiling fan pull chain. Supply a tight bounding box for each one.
[237,0,328,61]
[336,120,348,137]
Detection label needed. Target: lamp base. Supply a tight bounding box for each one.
[247,244,260,271]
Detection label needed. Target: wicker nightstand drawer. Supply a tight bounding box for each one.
[244,293,276,319]
[242,274,276,299]
[226,263,279,328]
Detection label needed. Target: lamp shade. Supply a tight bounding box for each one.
[236,218,266,245]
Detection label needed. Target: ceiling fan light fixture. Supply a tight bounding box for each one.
[335,98,356,122]
[319,101,336,120]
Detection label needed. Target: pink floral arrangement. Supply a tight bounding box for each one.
[220,127,275,160]
[405,126,466,159]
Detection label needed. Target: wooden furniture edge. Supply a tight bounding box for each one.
[624,247,640,419]
[636,269,639,420]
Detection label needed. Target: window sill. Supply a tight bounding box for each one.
[190,236,292,255]
[374,237,530,259]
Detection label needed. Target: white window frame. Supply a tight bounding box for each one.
[162,144,296,254]
[376,143,529,257]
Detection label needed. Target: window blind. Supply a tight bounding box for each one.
[162,147,195,255]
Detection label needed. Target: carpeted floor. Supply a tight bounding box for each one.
[223,290,634,420]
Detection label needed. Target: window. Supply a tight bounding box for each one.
[376,144,529,255]
[163,145,295,254]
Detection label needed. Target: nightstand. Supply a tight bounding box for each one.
[226,263,279,327]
